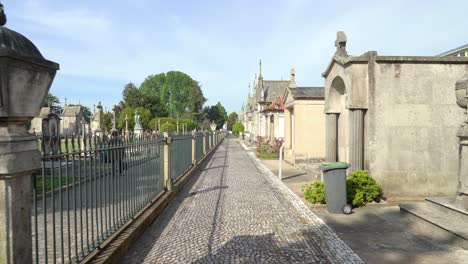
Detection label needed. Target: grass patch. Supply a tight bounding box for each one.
[33,176,78,194]
[257,152,279,159]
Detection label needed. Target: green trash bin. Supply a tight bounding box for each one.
[320,162,352,214]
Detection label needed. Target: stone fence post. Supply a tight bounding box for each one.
[192,132,196,164]
[163,135,173,191]
[0,5,59,263]
[202,132,207,155]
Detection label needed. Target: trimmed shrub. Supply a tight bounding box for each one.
[302,181,326,204]
[346,170,383,207]
[302,170,383,207]
[232,122,244,136]
[160,122,176,132]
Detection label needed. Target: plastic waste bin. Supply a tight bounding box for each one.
[320,162,352,214]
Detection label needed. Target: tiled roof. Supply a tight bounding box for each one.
[262,96,284,113]
[289,87,324,99]
[263,81,289,102]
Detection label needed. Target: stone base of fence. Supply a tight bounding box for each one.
[83,136,225,264]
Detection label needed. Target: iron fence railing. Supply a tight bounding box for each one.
[195,133,204,161]
[32,130,225,263]
[170,134,193,181]
[32,134,164,263]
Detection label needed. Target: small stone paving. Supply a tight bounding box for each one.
[122,137,363,263]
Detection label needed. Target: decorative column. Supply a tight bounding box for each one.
[349,109,365,171]
[326,113,339,162]
[0,4,59,263]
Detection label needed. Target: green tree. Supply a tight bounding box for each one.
[139,74,168,117]
[102,112,113,132]
[42,92,62,114]
[140,71,206,118]
[232,122,244,136]
[117,107,152,131]
[227,112,238,130]
[117,107,135,131]
[122,82,143,108]
[205,102,228,129]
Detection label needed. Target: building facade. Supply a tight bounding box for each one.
[243,61,289,141]
[283,70,326,164]
[60,105,84,135]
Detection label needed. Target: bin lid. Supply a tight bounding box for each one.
[320,162,350,172]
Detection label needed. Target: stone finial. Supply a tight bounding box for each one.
[0,2,7,26]
[335,31,348,57]
[259,59,262,78]
[289,68,296,88]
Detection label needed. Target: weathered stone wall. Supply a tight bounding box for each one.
[368,62,466,196]
[293,101,326,160]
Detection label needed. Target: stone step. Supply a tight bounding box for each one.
[399,201,468,241]
[425,196,468,223]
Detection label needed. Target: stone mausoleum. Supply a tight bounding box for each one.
[283,69,325,164]
[323,31,468,196]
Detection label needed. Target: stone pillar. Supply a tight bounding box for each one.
[326,113,338,162]
[0,6,59,263]
[192,132,196,164]
[349,109,365,171]
[202,132,207,155]
[163,136,173,191]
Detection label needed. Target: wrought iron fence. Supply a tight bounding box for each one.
[32,134,164,263]
[170,134,193,181]
[31,130,225,263]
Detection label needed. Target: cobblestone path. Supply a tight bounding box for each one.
[122,138,363,264]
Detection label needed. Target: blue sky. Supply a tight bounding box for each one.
[5,0,468,113]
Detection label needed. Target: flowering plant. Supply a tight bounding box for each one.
[256,136,283,157]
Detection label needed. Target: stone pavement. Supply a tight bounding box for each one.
[258,150,468,264]
[121,137,363,263]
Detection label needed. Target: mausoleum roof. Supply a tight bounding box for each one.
[262,80,289,102]
[289,87,325,99]
[62,105,82,117]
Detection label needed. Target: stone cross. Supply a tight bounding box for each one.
[158,119,161,131]
[334,31,348,57]
[289,68,296,88]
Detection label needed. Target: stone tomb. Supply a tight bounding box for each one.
[323,31,468,197]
